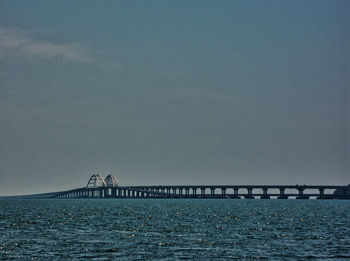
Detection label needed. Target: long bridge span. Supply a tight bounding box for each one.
[5,174,350,200]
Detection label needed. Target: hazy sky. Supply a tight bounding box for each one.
[0,0,349,195]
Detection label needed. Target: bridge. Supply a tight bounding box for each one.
[5,174,350,200]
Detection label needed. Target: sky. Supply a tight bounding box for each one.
[0,0,349,195]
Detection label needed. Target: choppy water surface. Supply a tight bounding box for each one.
[0,199,349,260]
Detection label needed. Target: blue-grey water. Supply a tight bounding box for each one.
[1,199,349,260]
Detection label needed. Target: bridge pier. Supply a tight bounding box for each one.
[244,187,254,199]
[221,188,226,197]
[192,188,197,197]
[317,188,327,199]
[231,188,240,199]
[261,188,270,199]
[278,188,288,199]
[333,186,350,199]
[201,188,205,197]
[296,187,309,199]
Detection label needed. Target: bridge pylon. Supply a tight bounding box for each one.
[86,174,106,188]
[105,174,119,187]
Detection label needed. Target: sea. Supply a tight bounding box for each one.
[0,199,349,260]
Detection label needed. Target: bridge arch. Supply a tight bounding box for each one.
[86,174,106,188]
[105,174,119,187]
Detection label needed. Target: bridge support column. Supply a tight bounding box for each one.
[178,188,183,196]
[192,188,197,197]
[296,187,309,199]
[210,188,215,197]
[201,188,206,197]
[232,188,240,199]
[185,188,190,197]
[261,188,270,199]
[317,188,326,199]
[278,188,288,199]
[221,188,226,197]
[245,187,254,199]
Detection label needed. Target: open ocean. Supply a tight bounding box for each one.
[0,199,349,260]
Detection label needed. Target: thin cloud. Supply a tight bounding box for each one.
[0,27,92,62]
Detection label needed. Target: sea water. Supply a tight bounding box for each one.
[0,199,349,260]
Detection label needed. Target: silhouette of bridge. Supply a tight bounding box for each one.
[5,174,350,200]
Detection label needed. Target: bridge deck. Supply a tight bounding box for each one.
[5,184,350,200]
